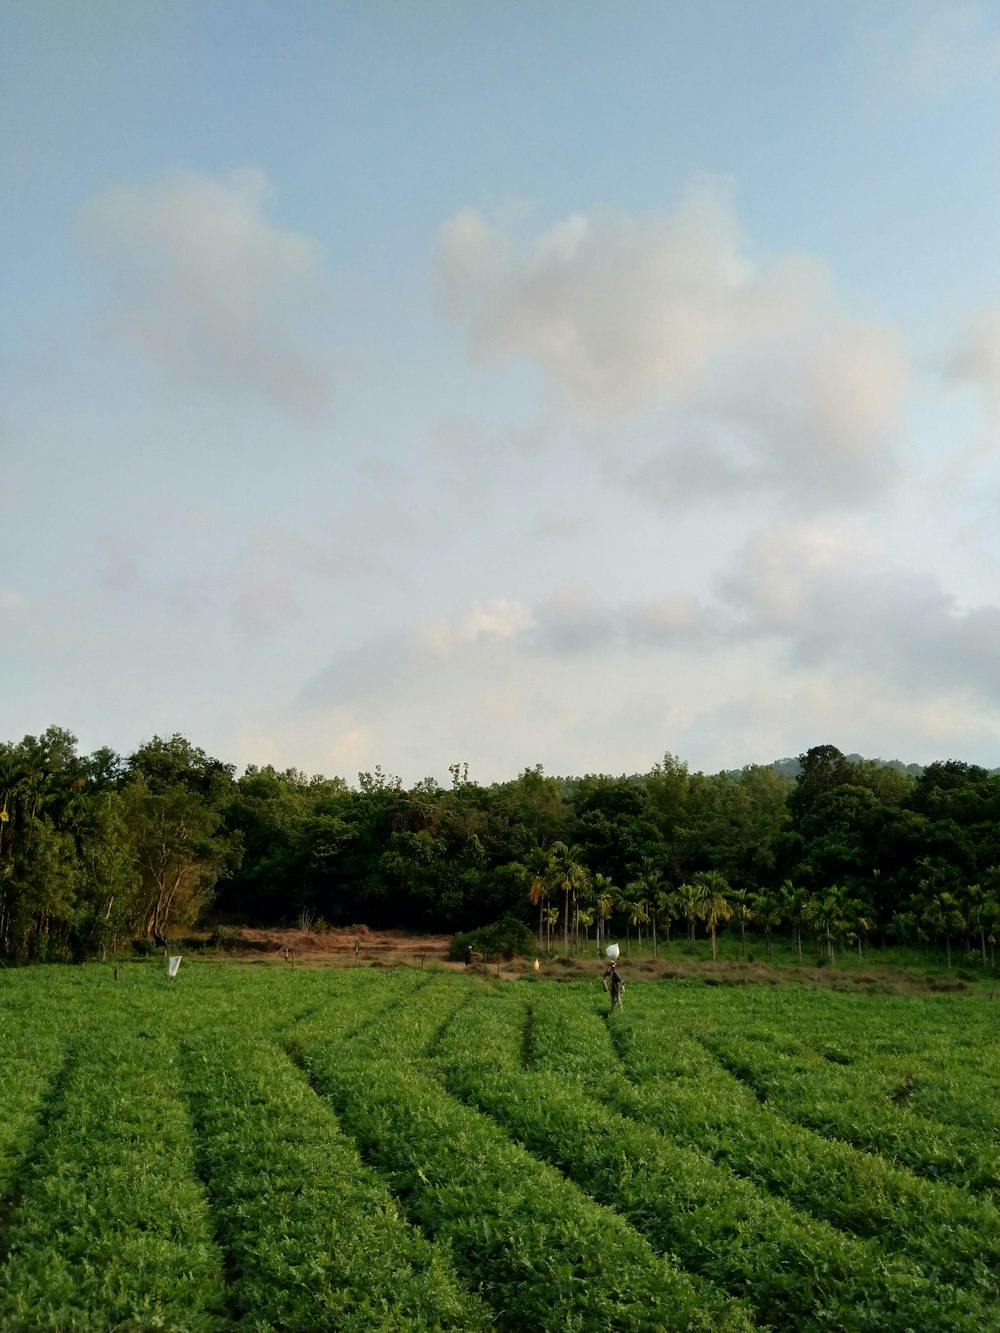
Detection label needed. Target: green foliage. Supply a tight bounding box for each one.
[2,725,1000,973]
[0,1027,227,1331]
[299,1047,749,1330]
[450,914,536,960]
[180,1030,489,1330]
[0,966,997,1329]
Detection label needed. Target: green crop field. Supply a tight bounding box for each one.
[0,964,997,1332]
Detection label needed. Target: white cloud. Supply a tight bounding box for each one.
[438,182,910,507]
[438,179,751,414]
[81,168,335,418]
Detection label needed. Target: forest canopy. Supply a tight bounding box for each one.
[1,726,998,967]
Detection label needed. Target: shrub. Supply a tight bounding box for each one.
[449,915,535,961]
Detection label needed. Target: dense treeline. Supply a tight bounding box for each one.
[1,727,998,968]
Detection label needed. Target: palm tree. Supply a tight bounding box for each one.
[889,909,924,964]
[622,885,650,958]
[693,870,732,963]
[921,891,965,968]
[577,906,595,948]
[674,882,703,951]
[750,887,783,962]
[592,873,616,957]
[978,868,1000,967]
[526,845,551,950]
[546,841,589,958]
[728,887,755,960]
[844,897,873,960]
[654,885,677,953]
[781,879,809,963]
[544,904,560,953]
[637,858,669,959]
[806,885,846,966]
[960,879,1000,967]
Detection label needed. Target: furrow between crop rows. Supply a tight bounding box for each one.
[435,988,987,1333]
[178,1031,490,1332]
[592,992,1000,1297]
[702,1029,1000,1196]
[0,996,75,1206]
[296,1037,756,1332]
[0,1029,228,1333]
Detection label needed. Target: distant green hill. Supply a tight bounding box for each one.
[769,753,926,780]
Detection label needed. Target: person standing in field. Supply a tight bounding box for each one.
[603,959,625,1010]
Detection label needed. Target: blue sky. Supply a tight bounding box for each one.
[2,1,998,781]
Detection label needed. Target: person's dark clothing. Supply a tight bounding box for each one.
[603,963,625,1007]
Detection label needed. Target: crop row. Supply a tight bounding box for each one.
[645,982,1000,1136]
[701,1027,1000,1195]
[321,972,473,1061]
[179,1030,490,1331]
[518,984,1000,1295]
[433,990,985,1333]
[297,1035,755,1332]
[587,980,1000,1180]
[0,1029,227,1333]
[0,997,69,1203]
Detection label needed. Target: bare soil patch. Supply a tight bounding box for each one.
[215,924,460,969]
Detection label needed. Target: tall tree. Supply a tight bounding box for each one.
[673,882,703,950]
[546,842,589,958]
[122,774,240,942]
[693,869,732,963]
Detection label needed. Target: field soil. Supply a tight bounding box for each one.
[216,925,459,969]
[206,926,985,993]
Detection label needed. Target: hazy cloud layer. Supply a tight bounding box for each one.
[874,3,1000,100]
[721,526,1000,705]
[81,169,335,417]
[298,599,536,708]
[299,587,718,712]
[944,305,1000,405]
[438,181,750,412]
[90,523,361,640]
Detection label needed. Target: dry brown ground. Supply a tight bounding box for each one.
[216,924,459,968]
[208,926,984,993]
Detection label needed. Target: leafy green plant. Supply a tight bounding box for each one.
[449,914,535,961]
